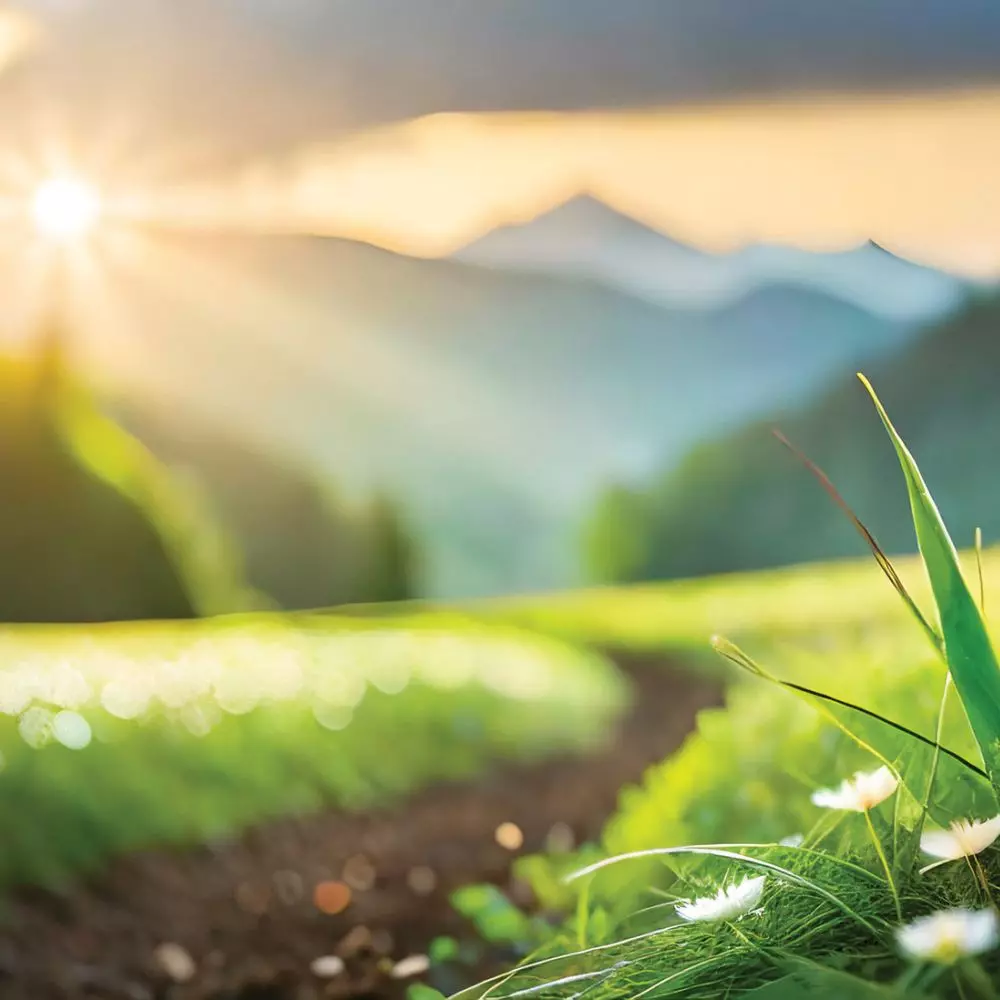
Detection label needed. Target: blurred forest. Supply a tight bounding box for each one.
[584,290,1000,583]
[0,333,417,623]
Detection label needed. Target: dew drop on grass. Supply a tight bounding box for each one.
[18,706,53,748]
[52,710,92,750]
[101,678,150,719]
[313,703,353,731]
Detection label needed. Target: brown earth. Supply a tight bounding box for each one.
[0,654,720,1000]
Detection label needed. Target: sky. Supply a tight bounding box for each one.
[3,1,1000,275]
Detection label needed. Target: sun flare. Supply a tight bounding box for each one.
[31,176,102,243]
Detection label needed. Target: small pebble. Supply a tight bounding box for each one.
[235,882,270,915]
[310,955,346,979]
[371,929,394,955]
[342,854,376,891]
[390,954,430,979]
[494,821,524,851]
[337,925,372,956]
[153,942,196,983]
[406,866,437,896]
[313,880,352,915]
[273,869,305,905]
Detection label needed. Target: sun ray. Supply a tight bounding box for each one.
[80,229,600,508]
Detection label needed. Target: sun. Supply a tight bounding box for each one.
[31,176,102,242]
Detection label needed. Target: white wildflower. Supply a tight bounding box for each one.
[920,815,1000,869]
[811,766,898,812]
[675,875,765,922]
[779,833,804,848]
[897,908,999,964]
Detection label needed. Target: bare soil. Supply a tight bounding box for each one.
[0,654,719,1000]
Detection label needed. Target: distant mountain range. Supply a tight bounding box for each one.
[457,196,964,322]
[72,211,937,597]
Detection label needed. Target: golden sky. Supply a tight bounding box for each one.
[162,87,1000,278]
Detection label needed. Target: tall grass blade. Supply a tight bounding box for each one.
[713,638,986,780]
[859,374,1000,792]
[975,526,986,614]
[713,637,995,838]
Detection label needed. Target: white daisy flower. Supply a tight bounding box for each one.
[920,815,1000,868]
[811,765,898,812]
[675,875,766,923]
[897,908,999,964]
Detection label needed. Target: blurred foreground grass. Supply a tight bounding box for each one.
[0,615,624,887]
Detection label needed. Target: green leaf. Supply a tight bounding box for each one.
[451,884,538,947]
[860,374,1000,792]
[406,985,448,1000]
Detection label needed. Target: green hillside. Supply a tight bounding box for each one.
[119,410,418,609]
[0,348,250,622]
[585,291,1000,583]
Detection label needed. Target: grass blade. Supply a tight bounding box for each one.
[859,374,1000,791]
[773,430,942,655]
[712,638,986,780]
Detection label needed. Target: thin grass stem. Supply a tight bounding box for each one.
[863,808,901,921]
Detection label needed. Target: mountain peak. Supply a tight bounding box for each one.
[456,197,964,323]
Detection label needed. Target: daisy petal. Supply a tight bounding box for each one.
[675,875,766,922]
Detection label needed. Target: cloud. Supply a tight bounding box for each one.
[163,88,1000,279]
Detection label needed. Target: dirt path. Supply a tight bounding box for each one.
[0,654,720,1000]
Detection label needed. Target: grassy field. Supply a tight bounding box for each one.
[495,547,1000,659]
[4,537,997,899]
